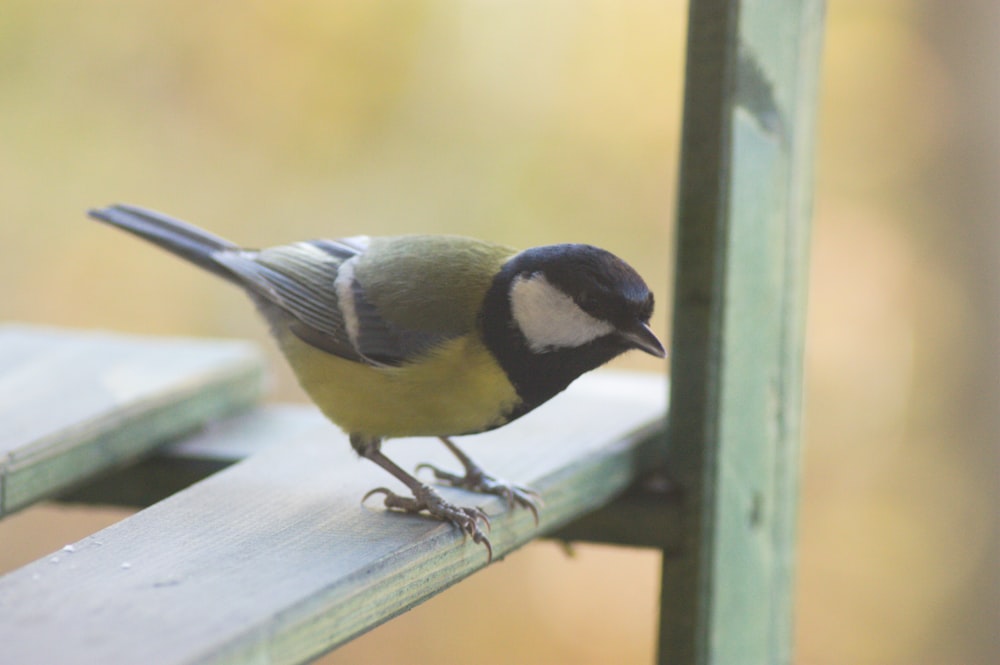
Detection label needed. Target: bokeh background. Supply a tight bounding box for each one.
[1,2,997,664]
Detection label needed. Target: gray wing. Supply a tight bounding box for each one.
[214,237,451,366]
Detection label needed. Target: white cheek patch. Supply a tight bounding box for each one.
[510,273,615,352]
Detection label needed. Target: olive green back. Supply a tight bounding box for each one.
[355,235,516,335]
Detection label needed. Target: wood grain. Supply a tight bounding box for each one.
[0,325,265,517]
[0,370,666,665]
[660,2,823,663]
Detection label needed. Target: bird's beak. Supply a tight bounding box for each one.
[620,321,667,358]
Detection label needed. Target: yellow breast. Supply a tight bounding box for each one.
[277,331,521,439]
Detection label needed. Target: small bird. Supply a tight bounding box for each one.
[89,204,665,559]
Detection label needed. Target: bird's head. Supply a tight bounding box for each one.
[507,244,664,359]
[481,243,665,412]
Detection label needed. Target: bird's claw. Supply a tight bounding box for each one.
[416,463,543,526]
[363,484,493,561]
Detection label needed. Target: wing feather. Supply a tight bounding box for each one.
[213,236,469,367]
[215,242,363,362]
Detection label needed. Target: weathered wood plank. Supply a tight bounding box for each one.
[57,405,329,507]
[0,370,666,665]
[60,402,682,551]
[660,1,823,664]
[0,325,265,517]
[551,483,682,551]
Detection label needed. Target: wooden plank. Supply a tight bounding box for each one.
[59,404,682,550]
[57,406,329,508]
[660,1,823,664]
[0,325,265,517]
[0,370,666,665]
[550,483,682,551]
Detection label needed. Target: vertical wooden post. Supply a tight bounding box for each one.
[659,1,824,664]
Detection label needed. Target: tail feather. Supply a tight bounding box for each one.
[88,204,243,284]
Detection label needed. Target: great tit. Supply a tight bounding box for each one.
[89,204,665,559]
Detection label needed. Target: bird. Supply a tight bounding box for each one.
[89,204,665,560]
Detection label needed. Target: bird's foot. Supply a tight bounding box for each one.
[416,462,542,526]
[363,484,493,561]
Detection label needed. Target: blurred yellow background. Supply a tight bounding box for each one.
[0,2,996,664]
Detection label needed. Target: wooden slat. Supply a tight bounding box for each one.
[57,406,330,508]
[0,325,265,517]
[0,370,666,665]
[59,404,683,550]
[660,1,823,664]
[551,484,682,551]
[60,403,683,551]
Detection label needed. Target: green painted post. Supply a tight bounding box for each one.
[659,1,824,664]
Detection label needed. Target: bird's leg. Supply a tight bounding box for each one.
[352,434,493,561]
[417,437,542,525]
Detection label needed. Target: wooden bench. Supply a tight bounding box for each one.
[0,1,823,662]
[0,326,671,662]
